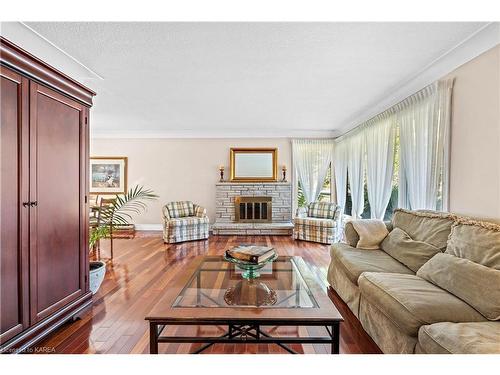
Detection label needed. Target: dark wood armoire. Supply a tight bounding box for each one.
[0,37,95,353]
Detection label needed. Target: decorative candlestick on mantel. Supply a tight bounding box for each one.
[219,165,225,182]
[281,165,287,182]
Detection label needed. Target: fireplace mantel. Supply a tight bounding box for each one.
[212,182,293,235]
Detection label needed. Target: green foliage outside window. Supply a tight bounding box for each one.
[297,165,332,207]
[297,132,400,220]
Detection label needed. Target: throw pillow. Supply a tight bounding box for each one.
[381,227,442,272]
[351,219,389,250]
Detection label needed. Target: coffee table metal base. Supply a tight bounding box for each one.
[149,320,340,354]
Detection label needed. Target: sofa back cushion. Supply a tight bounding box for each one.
[165,201,194,218]
[381,227,442,272]
[417,253,500,320]
[308,202,339,220]
[445,220,500,270]
[392,209,455,250]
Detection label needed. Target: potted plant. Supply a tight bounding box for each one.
[89,185,158,294]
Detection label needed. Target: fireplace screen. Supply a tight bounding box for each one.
[235,196,272,222]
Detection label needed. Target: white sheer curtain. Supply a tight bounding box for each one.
[333,79,453,217]
[333,140,348,213]
[364,116,396,219]
[292,139,334,204]
[437,80,453,211]
[398,79,454,210]
[345,132,365,219]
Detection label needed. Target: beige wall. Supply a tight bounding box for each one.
[90,138,292,226]
[91,45,500,226]
[445,45,500,219]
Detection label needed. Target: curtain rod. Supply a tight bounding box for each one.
[291,138,335,141]
[335,79,450,142]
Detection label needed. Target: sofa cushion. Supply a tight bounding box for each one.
[392,209,455,250]
[165,201,194,218]
[358,272,486,336]
[445,220,500,270]
[167,216,209,227]
[381,227,442,272]
[330,243,413,285]
[307,202,339,220]
[417,322,500,354]
[295,216,336,228]
[417,252,500,320]
[359,295,418,353]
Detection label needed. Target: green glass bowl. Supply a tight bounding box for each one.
[224,252,278,279]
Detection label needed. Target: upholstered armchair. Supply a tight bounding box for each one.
[294,201,342,244]
[162,201,209,243]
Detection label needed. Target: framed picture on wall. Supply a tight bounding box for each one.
[90,157,128,194]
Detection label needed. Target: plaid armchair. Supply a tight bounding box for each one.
[294,202,341,244]
[162,201,209,243]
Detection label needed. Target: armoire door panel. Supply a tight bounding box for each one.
[0,66,30,344]
[29,83,85,322]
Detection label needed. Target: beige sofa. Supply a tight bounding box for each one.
[328,209,500,354]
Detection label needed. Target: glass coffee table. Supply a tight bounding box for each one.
[145,255,343,354]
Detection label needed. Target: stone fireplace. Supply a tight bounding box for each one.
[212,182,293,235]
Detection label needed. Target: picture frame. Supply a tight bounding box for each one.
[89,156,128,194]
[230,148,278,182]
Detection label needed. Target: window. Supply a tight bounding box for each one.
[384,129,399,221]
[344,175,352,215]
[341,130,399,220]
[297,181,307,208]
[297,163,332,207]
[318,164,332,203]
[342,172,371,218]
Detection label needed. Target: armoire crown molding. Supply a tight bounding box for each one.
[0,36,96,106]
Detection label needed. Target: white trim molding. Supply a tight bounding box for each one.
[19,22,104,80]
[0,22,103,83]
[91,128,336,139]
[135,223,219,232]
[134,224,163,231]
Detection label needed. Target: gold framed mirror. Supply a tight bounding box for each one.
[230,148,278,182]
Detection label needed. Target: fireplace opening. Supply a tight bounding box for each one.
[235,196,272,222]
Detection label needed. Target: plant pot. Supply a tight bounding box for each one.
[89,261,106,295]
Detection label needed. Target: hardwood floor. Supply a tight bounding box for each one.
[34,233,381,354]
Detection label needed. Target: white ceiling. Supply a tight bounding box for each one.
[15,22,494,137]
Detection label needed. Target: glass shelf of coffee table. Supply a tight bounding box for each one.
[172,256,318,309]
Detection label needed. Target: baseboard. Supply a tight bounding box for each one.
[134,224,217,232]
[134,224,163,231]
